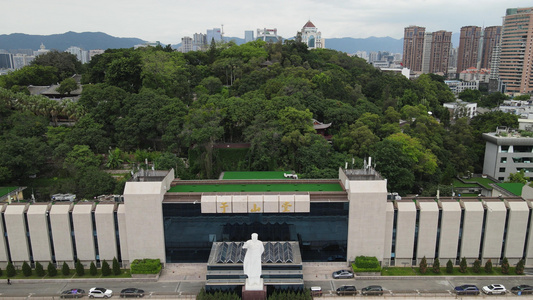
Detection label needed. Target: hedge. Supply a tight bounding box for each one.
[352,256,381,273]
[130,258,162,274]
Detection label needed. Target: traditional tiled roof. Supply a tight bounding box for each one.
[303,20,316,28]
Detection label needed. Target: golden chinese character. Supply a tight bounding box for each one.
[220,202,229,213]
[250,204,261,212]
[281,201,292,212]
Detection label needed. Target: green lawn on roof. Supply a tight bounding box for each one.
[496,183,524,196]
[222,171,293,180]
[461,177,496,190]
[168,183,343,193]
[452,179,479,188]
[0,187,17,197]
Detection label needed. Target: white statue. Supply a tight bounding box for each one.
[243,233,264,290]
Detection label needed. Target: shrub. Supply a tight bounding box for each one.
[352,256,381,273]
[459,257,467,273]
[76,260,84,276]
[101,260,111,276]
[516,259,525,275]
[446,259,453,274]
[485,259,493,273]
[35,262,45,277]
[419,256,427,274]
[432,258,440,273]
[501,257,509,274]
[112,257,121,275]
[90,262,97,276]
[6,262,16,277]
[473,259,481,273]
[47,262,57,277]
[61,262,70,276]
[22,261,32,277]
[130,258,162,274]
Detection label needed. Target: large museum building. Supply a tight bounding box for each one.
[0,167,533,270]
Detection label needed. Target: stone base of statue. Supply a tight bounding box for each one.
[242,283,266,300]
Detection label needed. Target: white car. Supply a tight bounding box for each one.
[482,284,506,295]
[88,287,113,298]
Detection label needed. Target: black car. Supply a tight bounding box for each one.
[120,288,145,298]
[361,285,384,296]
[511,285,533,295]
[336,285,357,295]
[61,289,86,298]
[454,284,480,295]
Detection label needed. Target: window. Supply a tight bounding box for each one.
[499,167,506,172]
[501,157,507,163]
[498,177,504,181]
[501,146,510,153]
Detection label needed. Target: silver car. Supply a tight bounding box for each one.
[332,269,354,279]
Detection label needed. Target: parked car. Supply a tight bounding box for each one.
[89,287,113,298]
[482,284,506,295]
[511,285,533,295]
[454,285,480,295]
[361,285,384,296]
[61,289,86,298]
[336,285,357,295]
[332,269,354,279]
[120,288,145,298]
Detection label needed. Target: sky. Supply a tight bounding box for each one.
[1,0,531,45]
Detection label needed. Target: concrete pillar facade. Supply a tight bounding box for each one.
[482,201,507,264]
[417,201,439,263]
[438,201,461,262]
[504,201,529,264]
[4,204,30,265]
[382,202,395,266]
[95,203,118,262]
[26,204,52,263]
[72,203,96,266]
[394,201,416,265]
[49,203,74,265]
[460,201,484,263]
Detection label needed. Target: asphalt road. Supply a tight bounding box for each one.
[1,277,533,298]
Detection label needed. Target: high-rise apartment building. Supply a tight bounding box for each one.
[457,26,481,73]
[499,7,533,95]
[403,26,426,71]
[480,26,502,70]
[244,31,254,43]
[179,37,194,53]
[428,30,452,74]
[206,28,222,44]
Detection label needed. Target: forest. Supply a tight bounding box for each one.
[0,40,520,200]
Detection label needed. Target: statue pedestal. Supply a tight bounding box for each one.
[242,285,267,300]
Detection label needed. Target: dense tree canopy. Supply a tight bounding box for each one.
[0,41,523,198]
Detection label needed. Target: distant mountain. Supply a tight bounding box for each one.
[0,32,146,51]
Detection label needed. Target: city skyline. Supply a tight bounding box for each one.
[0,0,529,45]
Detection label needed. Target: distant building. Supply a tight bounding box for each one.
[443,100,478,119]
[12,54,34,69]
[65,46,89,64]
[299,20,325,49]
[257,28,281,43]
[459,67,490,82]
[193,33,207,50]
[88,49,105,60]
[457,26,481,74]
[33,43,49,57]
[480,26,502,70]
[179,37,193,53]
[499,7,533,95]
[244,31,254,43]
[403,26,426,72]
[445,80,479,95]
[403,26,451,75]
[206,28,222,44]
[0,53,14,69]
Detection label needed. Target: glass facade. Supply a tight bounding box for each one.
[163,202,348,263]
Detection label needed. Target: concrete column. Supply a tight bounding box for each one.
[417,201,439,264]
[4,204,29,265]
[482,201,507,264]
[95,203,118,262]
[72,203,96,267]
[504,201,529,264]
[438,201,461,262]
[117,204,129,267]
[394,201,416,266]
[382,202,394,266]
[461,201,484,264]
[49,203,74,266]
[26,204,52,263]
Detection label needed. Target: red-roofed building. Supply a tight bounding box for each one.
[300,20,325,49]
